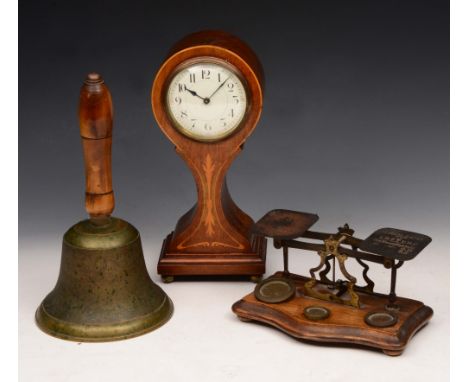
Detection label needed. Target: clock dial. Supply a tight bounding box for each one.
[166,61,248,141]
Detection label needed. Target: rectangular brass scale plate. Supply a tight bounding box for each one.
[232,272,433,356]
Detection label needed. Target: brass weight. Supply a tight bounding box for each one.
[35,73,173,341]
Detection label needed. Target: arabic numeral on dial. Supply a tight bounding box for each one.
[191,119,196,128]
[180,111,188,118]
[204,123,212,131]
[178,83,186,92]
[232,95,239,104]
[227,82,234,92]
[174,96,182,105]
[220,118,227,127]
[201,70,210,80]
[189,73,196,83]
[230,108,234,117]
[218,73,222,82]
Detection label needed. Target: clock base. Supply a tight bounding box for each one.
[157,232,266,279]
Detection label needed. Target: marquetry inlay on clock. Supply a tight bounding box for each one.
[151,30,266,281]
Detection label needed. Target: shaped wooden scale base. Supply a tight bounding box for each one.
[232,272,433,356]
[158,233,266,282]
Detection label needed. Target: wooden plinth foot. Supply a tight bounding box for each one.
[383,349,404,356]
[162,276,174,283]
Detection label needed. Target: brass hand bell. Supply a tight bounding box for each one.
[35,73,173,341]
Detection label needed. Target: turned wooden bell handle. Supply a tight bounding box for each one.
[79,73,114,219]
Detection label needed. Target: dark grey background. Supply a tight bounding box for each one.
[19,0,449,248]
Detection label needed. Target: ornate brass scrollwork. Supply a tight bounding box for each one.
[304,235,360,308]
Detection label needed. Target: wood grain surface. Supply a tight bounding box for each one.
[232,272,433,356]
[151,31,266,277]
[79,73,114,218]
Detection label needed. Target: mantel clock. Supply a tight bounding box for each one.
[151,30,266,281]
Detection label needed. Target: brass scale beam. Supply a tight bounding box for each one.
[273,229,404,308]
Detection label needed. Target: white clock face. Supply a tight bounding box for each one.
[166,61,248,141]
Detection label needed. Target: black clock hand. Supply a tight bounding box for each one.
[184,86,211,104]
[207,77,230,100]
[184,86,206,101]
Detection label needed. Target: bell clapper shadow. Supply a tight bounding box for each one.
[35,73,173,342]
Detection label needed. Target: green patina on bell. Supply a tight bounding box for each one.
[36,217,173,342]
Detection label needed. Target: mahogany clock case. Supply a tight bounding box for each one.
[151,31,267,280]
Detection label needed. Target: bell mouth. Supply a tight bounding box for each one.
[35,293,173,342]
